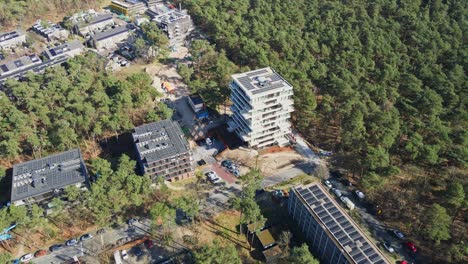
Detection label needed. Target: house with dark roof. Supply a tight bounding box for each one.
[0,30,26,49]
[288,183,390,264]
[132,120,194,182]
[0,55,42,77]
[42,40,84,60]
[10,149,88,206]
[91,26,130,50]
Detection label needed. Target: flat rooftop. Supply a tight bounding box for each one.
[0,54,41,75]
[293,183,389,264]
[45,40,83,57]
[0,30,24,43]
[93,26,129,42]
[11,149,87,202]
[133,120,190,163]
[231,67,293,95]
[82,13,113,27]
[153,10,189,24]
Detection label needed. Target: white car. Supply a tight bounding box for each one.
[211,177,222,184]
[205,171,217,179]
[355,190,365,199]
[391,229,405,240]
[20,253,34,263]
[324,180,333,188]
[383,242,395,253]
[121,249,129,260]
[205,138,212,145]
[331,188,342,197]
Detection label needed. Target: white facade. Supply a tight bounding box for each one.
[228,67,294,148]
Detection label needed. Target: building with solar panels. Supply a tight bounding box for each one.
[42,40,84,60]
[91,25,130,50]
[227,67,294,148]
[0,30,26,49]
[76,13,115,36]
[0,54,42,77]
[10,149,88,206]
[132,120,194,182]
[288,183,390,264]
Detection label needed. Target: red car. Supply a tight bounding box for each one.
[405,242,417,253]
[144,239,154,249]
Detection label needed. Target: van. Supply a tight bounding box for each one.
[340,196,355,210]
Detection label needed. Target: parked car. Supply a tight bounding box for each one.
[132,245,143,257]
[144,239,154,249]
[19,253,33,262]
[80,233,93,241]
[341,178,353,186]
[205,138,212,146]
[232,169,240,177]
[405,242,417,253]
[121,249,129,260]
[221,160,233,167]
[197,159,207,166]
[49,244,64,252]
[96,228,106,235]
[331,188,342,197]
[127,218,138,225]
[391,229,405,240]
[66,238,78,246]
[382,242,395,253]
[324,180,333,188]
[206,171,221,184]
[354,190,365,200]
[34,250,48,258]
[340,196,355,210]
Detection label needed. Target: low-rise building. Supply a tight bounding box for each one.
[76,13,114,36]
[91,26,130,50]
[32,20,69,41]
[0,54,42,77]
[143,0,163,9]
[42,40,84,60]
[110,0,147,16]
[10,149,88,206]
[288,183,390,264]
[152,9,192,45]
[132,120,194,182]
[0,30,26,49]
[228,67,294,148]
[0,55,69,84]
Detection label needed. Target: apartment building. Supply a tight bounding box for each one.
[91,26,130,50]
[42,40,84,60]
[76,13,114,36]
[110,0,147,16]
[0,30,26,49]
[152,9,192,45]
[132,120,194,182]
[228,67,294,148]
[10,149,88,206]
[288,183,390,264]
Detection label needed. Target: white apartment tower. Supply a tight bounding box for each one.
[228,67,294,148]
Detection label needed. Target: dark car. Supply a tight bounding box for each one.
[132,245,143,257]
[341,178,353,186]
[66,238,78,246]
[49,244,64,252]
[80,233,93,241]
[197,159,206,166]
[127,218,138,225]
[221,160,233,167]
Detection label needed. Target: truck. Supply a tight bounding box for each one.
[340,196,355,210]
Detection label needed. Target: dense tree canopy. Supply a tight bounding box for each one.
[183,0,467,175]
[0,52,159,162]
[193,239,242,264]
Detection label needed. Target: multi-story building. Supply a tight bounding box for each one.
[76,13,114,36]
[10,149,88,206]
[152,9,192,45]
[228,67,294,148]
[132,120,194,182]
[91,26,130,50]
[110,0,147,16]
[143,0,162,9]
[31,20,69,41]
[288,183,390,264]
[0,30,26,49]
[0,54,42,77]
[42,40,84,60]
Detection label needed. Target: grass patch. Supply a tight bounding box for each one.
[268,174,318,190]
[170,177,197,188]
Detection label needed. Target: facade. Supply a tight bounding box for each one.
[76,13,114,36]
[92,26,130,50]
[152,10,192,45]
[0,54,42,77]
[110,0,147,16]
[188,94,205,113]
[228,67,294,148]
[143,0,163,9]
[0,30,26,49]
[132,120,194,182]
[288,183,390,264]
[31,20,69,41]
[42,40,84,60]
[10,149,88,206]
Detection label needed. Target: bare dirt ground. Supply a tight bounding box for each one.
[218,148,307,177]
